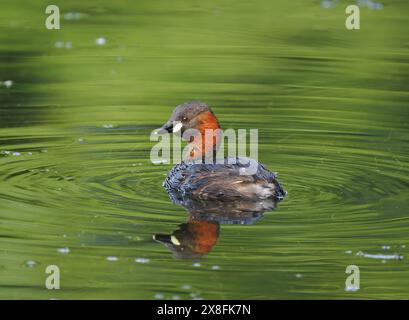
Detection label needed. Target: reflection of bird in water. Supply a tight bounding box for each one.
[154,218,219,260]
[154,198,278,259]
[156,101,286,203]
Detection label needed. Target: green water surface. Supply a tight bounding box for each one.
[0,0,408,299]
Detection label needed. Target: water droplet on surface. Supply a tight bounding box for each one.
[154,293,164,299]
[106,256,118,262]
[64,12,84,20]
[135,258,150,264]
[25,260,37,268]
[181,284,191,290]
[356,250,403,260]
[95,37,106,46]
[345,285,359,292]
[57,247,70,254]
[320,0,335,9]
[3,80,13,88]
[152,159,168,165]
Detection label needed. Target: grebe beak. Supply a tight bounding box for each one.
[154,121,183,134]
[153,234,181,246]
[154,121,173,134]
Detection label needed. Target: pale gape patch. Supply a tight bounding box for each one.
[173,122,183,133]
[171,235,180,245]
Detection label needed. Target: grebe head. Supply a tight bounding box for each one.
[157,101,221,161]
[153,218,220,259]
[157,101,220,135]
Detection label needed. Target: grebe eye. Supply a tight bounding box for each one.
[182,117,188,122]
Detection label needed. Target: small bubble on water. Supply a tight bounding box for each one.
[357,0,383,10]
[345,285,359,292]
[64,12,84,21]
[135,258,150,264]
[27,152,33,156]
[12,152,21,156]
[190,292,203,299]
[321,0,335,9]
[356,250,403,260]
[3,80,13,88]
[154,293,164,299]
[372,3,383,10]
[106,256,118,262]
[95,37,106,46]
[25,260,37,268]
[345,250,352,254]
[401,245,406,249]
[181,284,191,290]
[172,295,180,300]
[57,247,70,254]
[103,123,114,129]
[211,265,220,270]
[152,159,168,164]
[193,262,201,267]
[382,245,391,250]
[54,41,72,49]
[295,273,303,278]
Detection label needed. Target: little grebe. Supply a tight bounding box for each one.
[157,101,286,203]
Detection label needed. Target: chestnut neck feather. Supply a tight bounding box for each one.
[186,219,219,253]
[187,111,221,161]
